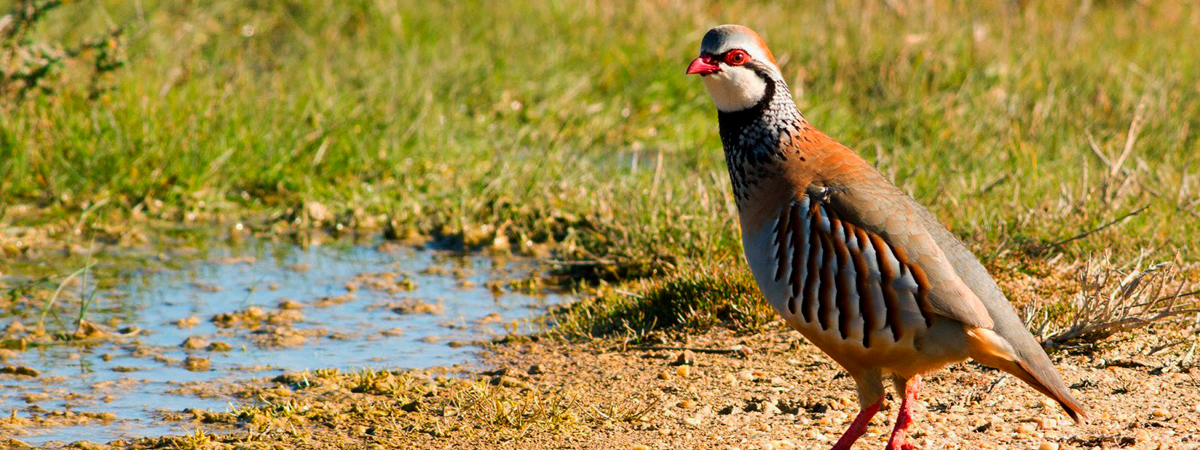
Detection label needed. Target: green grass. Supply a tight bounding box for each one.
[548,260,773,340]
[2,0,1198,337]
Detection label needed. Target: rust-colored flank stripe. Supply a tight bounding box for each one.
[906,262,936,328]
[816,212,836,332]
[801,204,822,323]
[888,246,935,328]
[869,234,903,342]
[773,204,792,282]
[851,228,875,348]
[787,203,805,316]
[828,216,853,340]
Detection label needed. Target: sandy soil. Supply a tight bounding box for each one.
[478,326,1199,450]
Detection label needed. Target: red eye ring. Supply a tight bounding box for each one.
[724,49,750,66]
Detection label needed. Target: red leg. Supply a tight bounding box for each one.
[886,377,922,450]
[830,400,881,450]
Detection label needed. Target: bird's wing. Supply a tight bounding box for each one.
[784,130,1082,421]
[800,179,994,330]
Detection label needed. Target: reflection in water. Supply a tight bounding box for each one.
[0,241,565,445]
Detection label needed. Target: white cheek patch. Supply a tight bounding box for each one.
[702,67,767,112]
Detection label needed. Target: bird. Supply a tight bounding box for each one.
[686,25,1086,449]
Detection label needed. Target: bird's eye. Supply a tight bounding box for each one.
[725,50,749,66]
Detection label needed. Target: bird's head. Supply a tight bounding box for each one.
[686,25,782,113]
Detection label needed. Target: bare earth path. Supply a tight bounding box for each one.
[478,326,1199,450]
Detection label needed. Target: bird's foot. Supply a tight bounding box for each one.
[884,418,915,450]
[829,400,881,450]
[885,376,921,450]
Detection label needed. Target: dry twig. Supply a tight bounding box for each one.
[1030,204,1148,255]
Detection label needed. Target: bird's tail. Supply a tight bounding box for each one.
[966,327,1087,423]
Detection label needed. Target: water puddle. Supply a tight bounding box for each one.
[0,240,566,445]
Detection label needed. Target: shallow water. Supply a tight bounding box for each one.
[0,241,566,445]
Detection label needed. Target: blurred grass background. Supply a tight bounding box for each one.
[2,0,1198,336]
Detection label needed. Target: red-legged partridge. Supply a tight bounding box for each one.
[687,25,1086,449]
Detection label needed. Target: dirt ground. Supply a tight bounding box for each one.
[25,317,1188,450]
[480,327,1199,450]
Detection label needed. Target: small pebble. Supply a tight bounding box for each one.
[183,356,211,372]
[764,402,782,415]
[1037,443,1059,450]
[491,376,530,389]
[0,365,39,377]
[674,350,696,366]
[180,336,208,350]
[206,341,233,352]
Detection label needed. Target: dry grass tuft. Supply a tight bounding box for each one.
[448,381,580,439]
[1032,252,1200,347]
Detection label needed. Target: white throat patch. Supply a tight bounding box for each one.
[701,67,768,112]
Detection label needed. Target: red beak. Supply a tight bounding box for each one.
[686,56,721,76]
